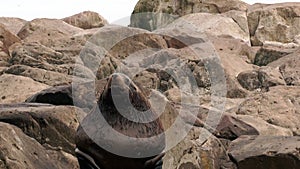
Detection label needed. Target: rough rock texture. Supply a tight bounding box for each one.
[0,17,27,34]
[160,13,250,43]
[163,127,229,169]
[62,11,108,29]
[131,0,249,30]
[229,135,300,169]
[0,104,85,154]
[237,86,300,135]
[0,122,79,169]
[0,4,299,168]
[0,74,49,104]
[269,48,300,86]
[248,3,300,46]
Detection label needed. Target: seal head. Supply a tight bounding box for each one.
[76,73,165,169]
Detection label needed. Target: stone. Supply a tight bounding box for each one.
[162,13,250,43]
[0,74,49,104]
[0,25,21,62]
[237,86,300,135]
[237,66,285,91]
[163,127,231,169]
[5,65,73,86]
[18,18,82,42]
[62,11,108,29]
[0,17,27,34]
[0,122,79,169]
[26,78,108,112]
[228,135,300,169]
[213,114,259,140]
[236,115,293,136]
[253,45,296,66]
[268,48,300,86]
[0,104,85,155]
[247,3,300,46]
[131,0,249,30]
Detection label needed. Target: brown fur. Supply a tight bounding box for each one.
[76,73,165,169]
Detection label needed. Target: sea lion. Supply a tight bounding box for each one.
[75,73,165,169]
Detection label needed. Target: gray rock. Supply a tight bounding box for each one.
[0,74,49,104]
[62,11,108,29]
[0,122,79,169]
[248,3,300,46]
[228,135,300,169]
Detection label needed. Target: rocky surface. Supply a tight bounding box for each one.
[63,11,108,29]
[0,1,299,168]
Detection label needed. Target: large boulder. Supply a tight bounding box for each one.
[0,17,27,34]
[0,74,49,104]
[248,3,300,46]
[0,122,79,169]
[0,25,21,63]
[236,115,293,136]
[131,0,249,30]
[163,127,232,169]
[268,48,300,86]
[0,104,85,155]
[157,13,250,43]
[237,86,300,135]
[228,135,300,169]
[62,11,108,29]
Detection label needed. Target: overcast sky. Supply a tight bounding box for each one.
[0,0,299,22]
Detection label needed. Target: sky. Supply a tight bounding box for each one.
[0,0,299,23]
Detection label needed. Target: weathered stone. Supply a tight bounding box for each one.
[5,65,73,86]
[163,127,230,169]
[0,17,26,34]
[248,3,300,46]
[0,25,21,62]
[214,114,259,140]
[269,48,300,86]
[0,74,49,104]
[0,104,85,155]
[26,78,108,111]
[237,86,300,135]
[253,45,296,66]
[229,135,300,169]
[63,11,108,29]
[131,0,249,30]
[237,67,285,91]
[237,115,293,136]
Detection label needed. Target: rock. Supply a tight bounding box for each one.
[0,17,27,34]
[18,18,82,42]
[162,13,250,43]
[0,74,49,104]
[213,114,259,140]
[237,86,300,135]
[62,11,108,29]
[163,127,231,169]
[237,66,285,91]
[237,115,293,136]
[0,104,85,155]
[253,45,296,66]
[0,25,21,62]
[248,3,300,46]
[268,48,300,86]
[228,135,300,169]
[0,122,79,169]
[5,65,73,86]
[131,0,249,30]
[26,78,108,112]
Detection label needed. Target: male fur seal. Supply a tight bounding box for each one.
[75,73,165,169]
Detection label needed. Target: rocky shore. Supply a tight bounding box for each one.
[0,0,299,168]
